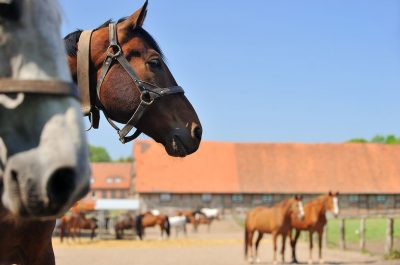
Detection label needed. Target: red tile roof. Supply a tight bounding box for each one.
[90,162,132,189]
[134,140,400,194]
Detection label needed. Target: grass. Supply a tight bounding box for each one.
[326,217,400,245]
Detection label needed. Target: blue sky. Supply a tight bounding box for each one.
[59,0,400,159]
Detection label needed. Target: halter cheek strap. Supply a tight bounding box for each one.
[78,22,184,144]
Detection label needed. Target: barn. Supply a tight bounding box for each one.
[132,140,400,215]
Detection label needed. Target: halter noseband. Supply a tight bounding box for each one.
[0,79,79,98]
[77,23,184,144]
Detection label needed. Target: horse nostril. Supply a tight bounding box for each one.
[193,126,202,142]
[46,167,76,212]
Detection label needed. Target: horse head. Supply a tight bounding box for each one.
[327,191,340,217]
[65,1,202,157]
[0,0,90,219]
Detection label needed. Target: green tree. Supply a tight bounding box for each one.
[347,138,368,143]
[371,135,385,143]
[88,144,111,162]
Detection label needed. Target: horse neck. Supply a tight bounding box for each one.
[308,195,328,218]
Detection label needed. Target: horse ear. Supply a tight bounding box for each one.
[328,191,333,196]
[127,0,148,28]
[335,191,340,196]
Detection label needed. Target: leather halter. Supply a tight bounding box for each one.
[77,23,184,144]
[0,79,79,98]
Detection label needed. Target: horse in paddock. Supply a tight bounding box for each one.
[135,211,170,240]
[244,196,305,264]
[201,208,221,220]
[0,0,91,263]
[64,0,202,154]
[178,209,212,232]
[168,215,188,237]
[59,212,98,242]
[290,192,340,264]
[114,212,136,239]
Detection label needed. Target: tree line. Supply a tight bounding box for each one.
[347,134,400,144]
[89,144,133,162]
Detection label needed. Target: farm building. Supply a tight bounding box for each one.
[132,140,400,214]
[86,162,133,200]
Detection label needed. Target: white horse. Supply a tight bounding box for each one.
[168,215,187,237]
[0,0,90,218]
[201,208,221,220]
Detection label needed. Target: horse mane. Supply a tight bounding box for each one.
[64,18,164,59]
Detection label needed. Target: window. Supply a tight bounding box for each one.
[262,194,273,203]
[376,195,387,203]
[202,193,212,202]
[120,190,126,198]
[91,191,96,198]
[102,190,107,198]
[90,177,95,184]
[115,176,122,183]
[349,195,359,202]
[111,190,116,198]
[232,194,243,203]
[160,193,171,202]
[106,177,113,183]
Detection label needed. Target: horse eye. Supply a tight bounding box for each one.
[147,59,162,69]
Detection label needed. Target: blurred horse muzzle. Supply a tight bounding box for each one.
[1,107,91,218]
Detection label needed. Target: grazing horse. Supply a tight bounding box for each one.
[0,0,91,264]
[135,211,170,240]
[59,212,98,242]
[114,212,136,239]
[64,0,202,155]
[244,196,305,264]
[290,192,340,264]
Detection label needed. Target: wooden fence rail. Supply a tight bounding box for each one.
[335,217,395,254]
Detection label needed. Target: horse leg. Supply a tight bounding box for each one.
[272,232,278,265]
[318,230,324,264]
[254,232,264,263]
[308,231,314,264]
[291,229,301,263]
[247,230,255,263]
[281,233,287,264]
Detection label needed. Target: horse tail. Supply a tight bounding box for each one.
[164,216,170,237]
[135,214,143,240]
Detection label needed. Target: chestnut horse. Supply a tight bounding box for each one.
[59,212,98,242]
[135,211,170,240]
[244,196,304,264]
[64,0,202,155]
[290,192,340,264]
[114,212,136,239]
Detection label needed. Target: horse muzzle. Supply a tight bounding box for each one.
[1,107,91,219]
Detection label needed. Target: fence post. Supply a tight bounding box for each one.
[340,218,346,250]
[385,218,394,254]
[359,218,365,251]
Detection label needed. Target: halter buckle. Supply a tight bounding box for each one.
[140,92,154,105]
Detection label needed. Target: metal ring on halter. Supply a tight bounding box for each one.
[140,92,154,105]
[108,45,121,58]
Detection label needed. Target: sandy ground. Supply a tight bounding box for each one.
[53,216,398,265]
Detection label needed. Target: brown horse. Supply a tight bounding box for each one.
[135,211,170,240]
[64,0,202,155]
[59,212,98,242]
[290,192,340,264]
[114,212,136,239]
[244,196,304,264]
[177,209,210,232]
